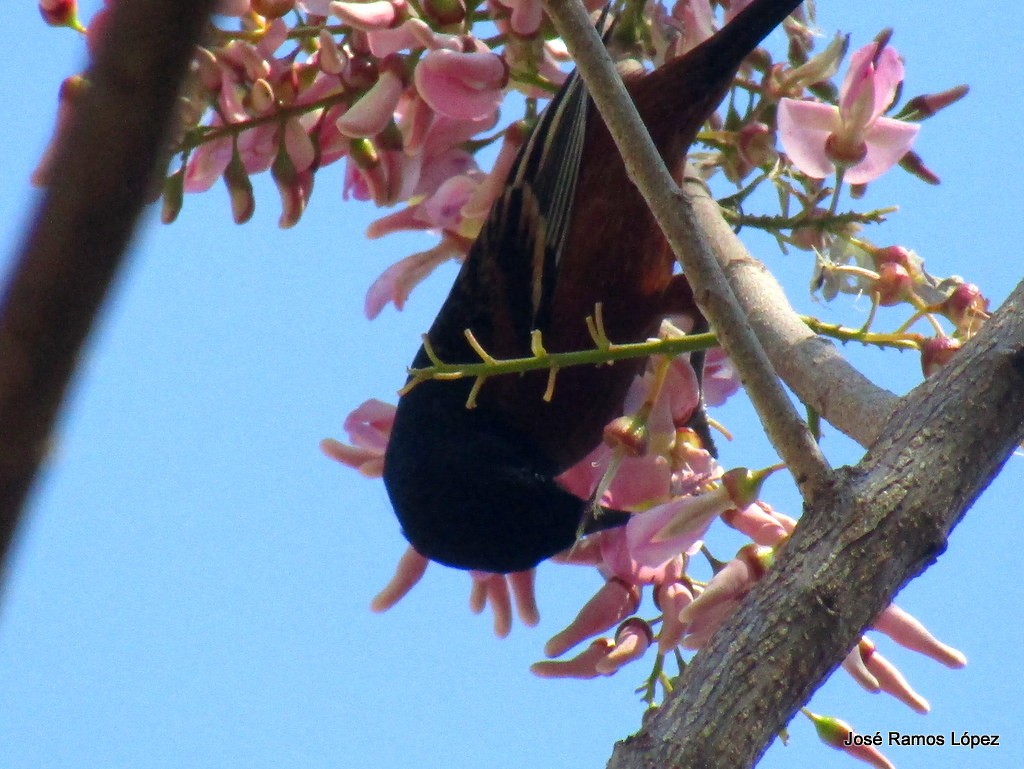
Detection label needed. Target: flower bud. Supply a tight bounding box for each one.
[737,121,777,168]
[897,84,969,121]
[318,29,348,75]
[596,618,654,674]
[874,262,912,306]
[938,281,989,335]
[253,0,296,19]
[39,0,84,30]
[898,149,941,185]
[530,638,614,680]
[422,0,466,27]
[720,465,780,509]
[223,145,255,224]
[603,415,648,457]
[920,336,961,378]
[806,711,895,769]
[161,167,185,224]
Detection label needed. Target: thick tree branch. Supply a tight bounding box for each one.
[543,0,833,502]
[609,281,1024,769]
[0,0,217,584]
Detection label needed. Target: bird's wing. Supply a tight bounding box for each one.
[420,68,591,363]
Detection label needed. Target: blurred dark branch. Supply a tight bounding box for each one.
[0,0,216,588]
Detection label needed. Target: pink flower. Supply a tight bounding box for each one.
[679,544,771,648]
[469,569,540,637]
[595,618,654,674]
[370,545,429,611]
[329,0,403,30]
[777,38,920,184]
[492,0,544,37]
[336,57,407,138]
[363,235,465,319]
[530,638,615,680]
[320,399,396,477]
[844,637,930,714]
[414,50,507,121]
[873,603,967,668]
[543,578,640,658]
[671,0,715,55]
[701,347,740,406]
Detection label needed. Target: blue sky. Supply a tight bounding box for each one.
[1,2,1022,768]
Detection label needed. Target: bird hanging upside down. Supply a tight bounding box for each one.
[383,0,805,573]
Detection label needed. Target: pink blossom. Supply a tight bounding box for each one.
[873,603,967,668]
[702,347,740,407]
[298,0,332,13]
[671,0,715,55]
[679,545,771,648]
[543,578,640,658]
[467,569,540,636]
[845,637,930,714]
[721,499,789,545]
[777,39,920,184]
[596,619,653,674]
[655,581,694,653]
[530,638,615,680]
[363,235,465,319]
[336,62,405,138]
[414,50,507,121]
[603,490,732,576]
[320,399,396,477]
[492,0,544,37]
[370,545,429,611]
[329,0,402,30]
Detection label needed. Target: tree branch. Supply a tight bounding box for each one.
[543,0,833,503]
[684,173,899,447]
[609,280,1024,768]
[0,0,217,585]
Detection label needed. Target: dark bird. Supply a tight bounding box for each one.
[383,0,804,573]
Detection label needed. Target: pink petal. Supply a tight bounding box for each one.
[329,0,398,31]
[184,135,233,192]
[842,43,905,123]
[777,98,842,179]
[843,117,919,184]
[319,438,385,477]
[701,347,739,407]
[366,22,421,58]
[343,398,396,449]
[420,175,479,230]
[283,119,316,173]
[543,578,640,658]
[364,239,461,318]
[370,546,429,611]
[414,50,507,121]
[336,69,405,138]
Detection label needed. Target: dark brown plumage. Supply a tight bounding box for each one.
[383,0,804,572]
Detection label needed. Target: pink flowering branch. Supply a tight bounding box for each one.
[537,2,1024,768]
[542,0,834,503]
[0,0,218,580]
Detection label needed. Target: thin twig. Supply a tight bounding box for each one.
[543,0,833,500]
